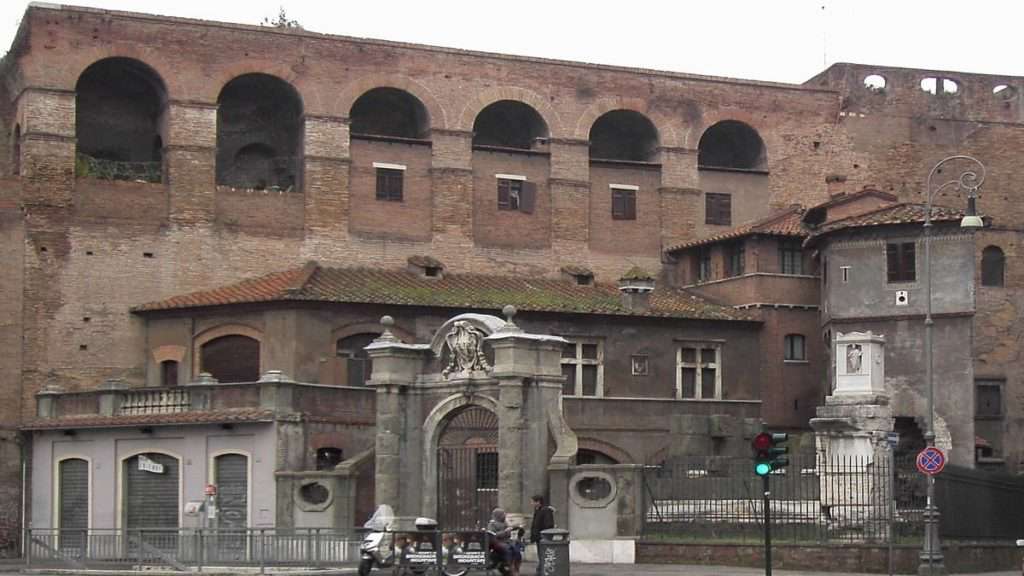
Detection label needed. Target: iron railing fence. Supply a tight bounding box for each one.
[25,528,360,570]
[642,454,927,544]
[935,464,1024,540]
[75,153,162,183]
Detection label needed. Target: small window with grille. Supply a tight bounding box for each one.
[373,163,405,202]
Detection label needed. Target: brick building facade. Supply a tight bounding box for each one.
[1,3,1021,552]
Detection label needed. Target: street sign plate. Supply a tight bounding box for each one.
[886,432,899,448]
[916,447,946,476]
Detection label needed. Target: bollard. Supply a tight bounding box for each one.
[538,529,570,576]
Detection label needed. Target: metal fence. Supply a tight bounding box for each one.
[935,464,1024,540]
[25,528,360,570]
[642,454,927,544]
[75,153,162,183]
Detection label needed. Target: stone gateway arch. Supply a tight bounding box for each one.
[365,309,578,528]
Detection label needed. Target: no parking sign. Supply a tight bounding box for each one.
[916,446,946,476]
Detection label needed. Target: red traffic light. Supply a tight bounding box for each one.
[752,432,772,451]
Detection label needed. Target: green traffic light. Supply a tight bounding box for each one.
[754,462,772,476]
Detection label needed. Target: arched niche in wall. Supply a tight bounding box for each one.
[472,100,549,151]
[75,57,168,182]
[697,120,767,171]
[216,73,303,190]
[349,87,430,140]
[588,110,659,162]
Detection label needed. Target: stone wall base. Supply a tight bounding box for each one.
[637,541,1020,574]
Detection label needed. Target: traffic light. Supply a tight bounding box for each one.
[752,432,789,476]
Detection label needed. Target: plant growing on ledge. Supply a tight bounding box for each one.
[261,7,302,29]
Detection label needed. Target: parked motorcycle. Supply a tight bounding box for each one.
[358,505,439,576]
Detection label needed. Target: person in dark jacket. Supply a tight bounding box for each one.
[529,494,554,574]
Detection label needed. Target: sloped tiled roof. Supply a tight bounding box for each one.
[21,408,275,430]
[133,264,755,322]
[804,203,966,245]
[666,206,807,252]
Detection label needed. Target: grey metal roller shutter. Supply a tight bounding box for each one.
[59,458,88,554]
[124,453,179,529]
[214,454,248,528]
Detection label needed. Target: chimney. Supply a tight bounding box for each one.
[618,266,655,312]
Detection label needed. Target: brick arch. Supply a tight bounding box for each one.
[574,98,678,147]
[333,75,447,129]
[65,49,175,96]
[213,68,306,111]
[576,437,634,464]
[456,86,562,136]
[328,320,414,356]
[192,323,264,378]
[691,111,768,148]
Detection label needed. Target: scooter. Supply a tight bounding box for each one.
[484,527,524,576]
[358,505,439,576]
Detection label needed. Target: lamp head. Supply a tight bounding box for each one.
[960,194,984,229]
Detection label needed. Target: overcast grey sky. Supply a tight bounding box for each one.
[2,0,1021,84]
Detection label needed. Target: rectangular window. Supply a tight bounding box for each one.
[497,178,522,210]
[611,185,638,220]
[779,240,804,275]
[676,344,721,399]
[496,175,535,214]
[975,380,1003,418]
[705,193,732,226]
[560,338,603,397]
[886,242,916,283]
[698,247,712,282]
[374,166,404,202]
[475,452,498,490]
[725,242,745,277]
[784,334,806,361]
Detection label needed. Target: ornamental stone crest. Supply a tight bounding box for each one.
[442,320,491,378]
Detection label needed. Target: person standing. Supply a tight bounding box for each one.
[529,495,554,575]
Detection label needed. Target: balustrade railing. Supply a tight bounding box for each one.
[118,388,191,415]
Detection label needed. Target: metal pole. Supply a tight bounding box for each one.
[889,446,895,576]
[763,474,772,576]
[918,155,984,576]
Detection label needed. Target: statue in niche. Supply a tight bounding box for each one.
[846,344,863,374]
[443,321,491,378]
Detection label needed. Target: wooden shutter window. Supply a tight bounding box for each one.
[705,193,731,225]
[519,181,536,214]
[611,188,636,220]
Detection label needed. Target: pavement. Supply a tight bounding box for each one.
[0,561,1019,576]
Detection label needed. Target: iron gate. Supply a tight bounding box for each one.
[437,406,499,530]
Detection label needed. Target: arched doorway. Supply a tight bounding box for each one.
[436,405,498,529]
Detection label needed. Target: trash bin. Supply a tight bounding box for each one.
[538,528,570,576]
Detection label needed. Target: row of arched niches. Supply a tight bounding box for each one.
[45,57,768,190]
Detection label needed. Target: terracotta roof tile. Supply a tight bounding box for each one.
[21,408,275,430]
[804,203,966,245]
[134,264,756,322]
[666,206,807,252]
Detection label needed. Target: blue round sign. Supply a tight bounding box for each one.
[916,447,946,476]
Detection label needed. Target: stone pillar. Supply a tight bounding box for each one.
[810,331,893,541]
[303,114,350,234]
[165,101,217,223]
[365,317,431,518]
[97,378,128,416]
[431,129,473,238]
[549,139,590,253]
[657,145,701,252]
[487,307,568,519]
[20,89,76,208]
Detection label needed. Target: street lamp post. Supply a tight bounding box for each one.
[919,155,985,576]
